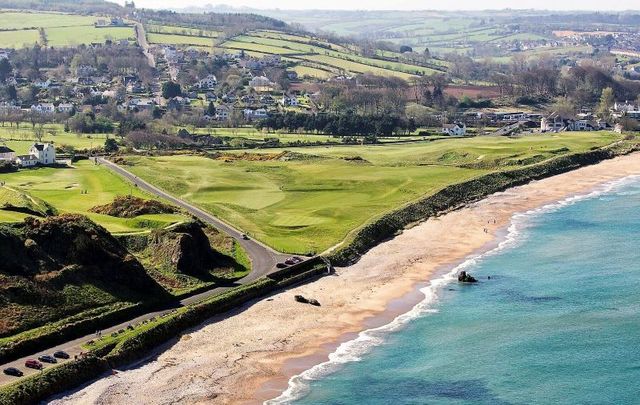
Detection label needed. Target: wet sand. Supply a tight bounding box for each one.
[51,153,640,405]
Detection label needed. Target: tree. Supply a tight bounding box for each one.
[161,81,181,99]
[104,138,119,153]
[597,87,614,119]
[206,101,216,117]
[0,59,11,83]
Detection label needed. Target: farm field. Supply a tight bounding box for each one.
[125,132,620,254]
[0,160,187,233]
[0,29,39,48]
[0,124,112,151]
[45,26,134,47]
[0,10,132,47]
[148,32,215,47]
[0,11,100,30]
[146,24,220,38]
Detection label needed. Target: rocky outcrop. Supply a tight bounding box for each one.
[90,195,177,218]
[458,271,477,283]
[147,221,216,276]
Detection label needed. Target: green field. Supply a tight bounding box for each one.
[0,123,113,151]
[146,24,220,38]
[0,10,132,48]
[0,11,100,30]
[45,26,134,46]
[0,29,39,48]
[147,32,215,47]
[0,160,187,233]
[124,132,620,254]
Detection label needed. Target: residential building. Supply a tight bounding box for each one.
[15,154,38,167]
[197,74,218,90]
[541,112,568,132]
[29,143,56,165]
[442,123,466,136]
[31,103,55,114]
[0,145,15,161]
[57,103,75,114]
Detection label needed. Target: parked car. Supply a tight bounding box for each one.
[53,351,70,359]
[3,367,23,377]
[276,262,288,269]
[284,258,296,265]
[24,359,42,370]
[291,256,303,263]
[242,234,249,240]
[38,355,57,364]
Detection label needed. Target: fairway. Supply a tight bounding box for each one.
[0,160,187,233]
[125,132,621,254]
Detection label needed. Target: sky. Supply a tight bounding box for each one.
[118,0,640,11]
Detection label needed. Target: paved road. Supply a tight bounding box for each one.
[97,157,288,278]
[0,158,292,386]
[135,22,155,69]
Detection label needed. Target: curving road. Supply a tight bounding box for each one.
[0,158,292,386]
[97,157,289,279]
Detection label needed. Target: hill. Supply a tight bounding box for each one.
[0,214,169,338]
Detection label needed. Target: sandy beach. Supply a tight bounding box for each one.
[51,153,640,405]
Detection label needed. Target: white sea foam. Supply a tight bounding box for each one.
[264,175,640,405]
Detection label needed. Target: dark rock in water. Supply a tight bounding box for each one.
[458,271,477,283]
[294,295,309,304]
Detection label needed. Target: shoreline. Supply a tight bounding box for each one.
[51,153,640,405]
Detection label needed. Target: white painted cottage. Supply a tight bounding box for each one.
[28,143,56,165]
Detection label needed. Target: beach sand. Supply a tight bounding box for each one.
[51,153,640,405]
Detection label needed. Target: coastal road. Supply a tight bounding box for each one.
[0,158,293,386]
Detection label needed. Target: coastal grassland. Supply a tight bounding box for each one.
[0,160,187,233]
[125,132,621,254]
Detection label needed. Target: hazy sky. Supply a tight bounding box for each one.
[119,0,639,11]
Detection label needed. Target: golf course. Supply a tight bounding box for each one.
[122,132,622,253]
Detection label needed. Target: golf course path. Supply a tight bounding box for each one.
[97,157,288,278]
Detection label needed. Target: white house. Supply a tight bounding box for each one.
[29,143,56,165]
[442,123,466,136]
[249,76,274,92]
[31,103,55,115]
[56,103,75,114]
[280,95,299,107]
[15,154,38,167]
[0,145,15,161]
[541,112,568,132]
[197,74,218,90]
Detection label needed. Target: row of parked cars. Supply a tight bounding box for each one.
[3,351,69,377]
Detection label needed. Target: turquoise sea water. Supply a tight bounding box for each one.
[269,176,640,405]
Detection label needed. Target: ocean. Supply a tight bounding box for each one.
[268,175,640,405]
